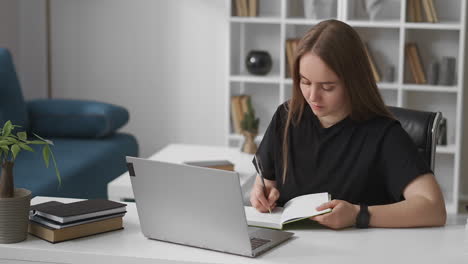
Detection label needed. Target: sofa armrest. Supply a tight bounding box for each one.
[27,99,129,138]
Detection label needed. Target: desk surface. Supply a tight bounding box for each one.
[0,196,467,264]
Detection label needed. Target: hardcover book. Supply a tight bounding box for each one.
[30,199,127,224]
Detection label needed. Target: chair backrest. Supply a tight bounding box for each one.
[0,48,29,131]
[387,106,442,171]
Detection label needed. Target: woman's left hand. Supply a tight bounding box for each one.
[310,199,360,230]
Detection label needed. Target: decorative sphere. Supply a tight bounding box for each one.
[245,50,272,75]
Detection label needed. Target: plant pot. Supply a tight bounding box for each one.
[0,188,32,243]
[242,131,258,154]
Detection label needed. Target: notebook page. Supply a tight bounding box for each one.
[280,193,331,224]
[244,206,284,229]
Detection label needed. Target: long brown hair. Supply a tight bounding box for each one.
[281,19,394,184]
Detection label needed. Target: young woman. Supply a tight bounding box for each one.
[250,19,446,229]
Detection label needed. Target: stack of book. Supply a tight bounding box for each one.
[234,0,258,17]
[406,43,427,84]
[407,0,438,23]
[28,199,127,243]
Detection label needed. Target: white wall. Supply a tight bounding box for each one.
[0,0,19,73]
[0,0,48,100]
[18,0,48,99]
[49,0,228,157]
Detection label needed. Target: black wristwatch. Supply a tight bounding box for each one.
[356,204,370,228]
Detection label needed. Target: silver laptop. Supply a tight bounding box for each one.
[126,156,293,257]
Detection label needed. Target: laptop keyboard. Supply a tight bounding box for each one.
[250,237,271,250]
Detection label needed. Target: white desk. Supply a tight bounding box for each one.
[107,144,257,204]
[0,196,467,264]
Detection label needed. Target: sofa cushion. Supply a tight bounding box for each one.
[0,48,29,131]
[13,133,138,199]
[28,99,130,138]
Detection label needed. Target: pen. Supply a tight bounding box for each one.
[254,154,272,214]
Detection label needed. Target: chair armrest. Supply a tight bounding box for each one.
[27,99,129,138]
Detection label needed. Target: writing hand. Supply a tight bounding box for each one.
[250,175,280,213]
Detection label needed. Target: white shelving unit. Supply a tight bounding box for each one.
[226,0,468,213]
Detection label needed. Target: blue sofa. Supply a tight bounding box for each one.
[0,48,138,199]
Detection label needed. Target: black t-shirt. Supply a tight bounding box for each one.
[253,103,432,207]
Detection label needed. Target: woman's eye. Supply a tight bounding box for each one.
[322,86,335,91]
[300,79,310,85]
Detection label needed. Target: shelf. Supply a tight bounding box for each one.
[230,75,281,84]
[377,82,399,90]
[346,20,401,28]
[230,16,281,24]
[402,84,458,93]
[285,18,325,25]
[437,144,456,154]
[404,22,461,30]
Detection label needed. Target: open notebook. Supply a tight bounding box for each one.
[244,192,332,230]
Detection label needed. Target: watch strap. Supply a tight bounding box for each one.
[356,204,370,228]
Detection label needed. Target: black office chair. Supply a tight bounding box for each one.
[387,106,442,171]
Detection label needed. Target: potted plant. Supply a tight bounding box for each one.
[0,120,60,243]
[240,97,260,154]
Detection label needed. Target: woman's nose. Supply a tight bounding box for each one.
[308,85,319,101]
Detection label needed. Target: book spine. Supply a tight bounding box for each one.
[428,0,438,23]
[411,43,427,84]
[230,96,242,134]
[364,43,381,83]
[406,43,419,83]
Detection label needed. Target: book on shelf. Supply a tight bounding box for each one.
[240,95,250,122]
[248,0,258,17]
[427,0,438,23]
[363,43,381,83]
[407,0,416,22]
[230,94,252,134]
[244,192,331,230]
[409,0,438,23]
[29,216,124,243]
[285,38,300,78]
[184,160,235,171]
[30,199,127,224]
[235,0,258,17]
[230,95,243,134]
[422,0,434,23]
[405,43,427,84]
[415,0,423,22]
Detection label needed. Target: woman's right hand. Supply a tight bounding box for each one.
[249,174,280,213]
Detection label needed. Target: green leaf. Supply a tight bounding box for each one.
[17,131,27,141]
[0,145,9,152]
[0,140,11,146]
[18,142,34,152]
[49,150,62,187]
[2,121,12,137]
[5,137,18,144]
[27,140,48,145]
[42,145,50,168]
[11,144,20,160]
[34,133,54,146]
